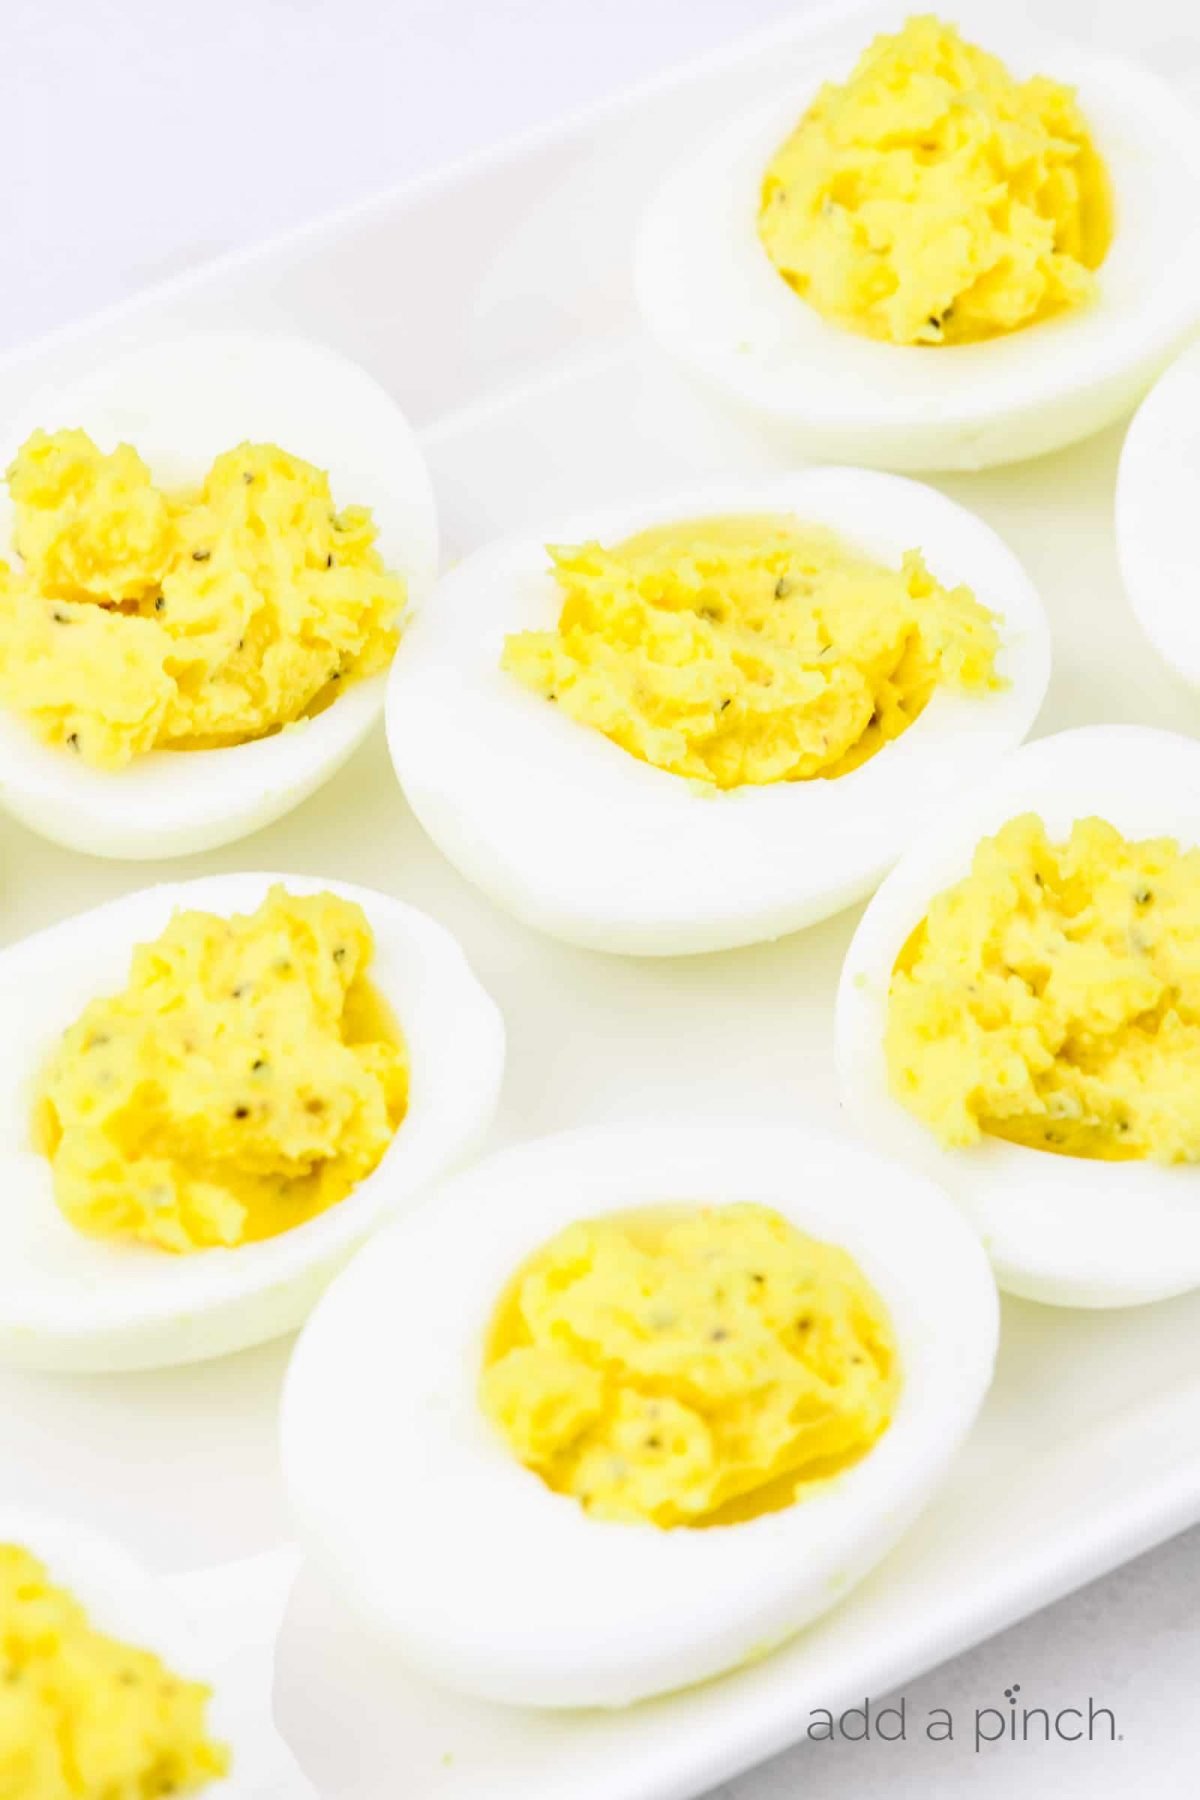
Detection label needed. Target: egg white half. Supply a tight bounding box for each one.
[386,467,1049,955]
[634,30,1200,472]
[280,1121,998,1710]
[0,871,504,1371]
[0,332,438,858]
[1116,339,1200,688]
[837,725,1200,1309]
[0,1509,288,1799]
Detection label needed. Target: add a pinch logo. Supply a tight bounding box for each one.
[803,1684,1122,1750]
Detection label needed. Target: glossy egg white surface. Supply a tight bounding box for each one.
[837,725,1200,1309]
[0,333,438,859]
[634,27,1200,473]
[0,870,505,1372]
[1116,338,1200,688]
[386,467,1049,956]
[280,1121,999,1710]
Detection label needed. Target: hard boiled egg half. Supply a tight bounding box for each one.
[281,1122,999,1709]
[837,725,1200,1308]
[0,332,437,857]
[386,468,1049,954]
[634,24,1200,471]
[0,871,504,1371]
[1116,338,1200,687]
[0,1508,311,1798]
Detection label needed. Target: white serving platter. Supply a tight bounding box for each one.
[3,1,1200,1795]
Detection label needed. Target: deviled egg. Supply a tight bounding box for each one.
[1116,338,1200,687]
[635,16,1200,471]
[281,1122,999,1709]
[0,871,504,1370]
[837,725,1200,1308]
[0,333,437,857]
[0,1509,310,1798]
[0,1515,228,1797]
[386,467,1049,954]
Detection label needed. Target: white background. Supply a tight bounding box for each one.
[3,0,1199,1795]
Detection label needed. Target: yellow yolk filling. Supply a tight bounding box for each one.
[886,814,1200,1161]
[0,429,404,768]
[501,516,999,789]
[35,887,407,1253]
[480,1204,899,1529]
[757,15,1112,347]
[0,1544,227,1800]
